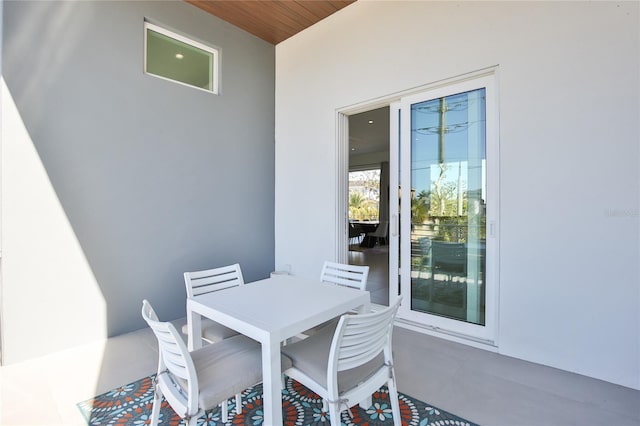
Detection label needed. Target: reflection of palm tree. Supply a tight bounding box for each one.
[349,192,378,221]
[350,192,366,209]
[411,190,430,224]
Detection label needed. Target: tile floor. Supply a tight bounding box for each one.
[1,320,638,426]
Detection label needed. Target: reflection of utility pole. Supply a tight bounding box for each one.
[434,97,447,215]
[416,96,471,217]
[457,161,463,216]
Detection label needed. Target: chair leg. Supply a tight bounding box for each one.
[328,400,342,426]
[221,400,229,423]
[387,377,402,425]
[150,386,163,426]
[235,393,243,415]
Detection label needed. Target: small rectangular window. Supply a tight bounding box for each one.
[144,22,219,94]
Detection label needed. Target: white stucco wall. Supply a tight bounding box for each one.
[275,1,639,389]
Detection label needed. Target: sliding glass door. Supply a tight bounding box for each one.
[394,74,498,342]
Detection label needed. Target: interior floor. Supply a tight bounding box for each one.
[348,242,390,306]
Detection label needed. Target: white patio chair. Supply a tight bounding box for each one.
[320,261,369,290]
[320,260,387,313]
[282,297,402,426]
[298,261,371,340]
[142,299,292,425]
[181,263,244,344]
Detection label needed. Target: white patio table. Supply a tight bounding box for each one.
[186,274,371,426]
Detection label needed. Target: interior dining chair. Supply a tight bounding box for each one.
[282,297,403,426]
[142,299,291,425]
[181,263,244,344]
[366,221,389,246]
[348,222,363,245]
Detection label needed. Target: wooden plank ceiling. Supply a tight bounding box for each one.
[186,0,356,45]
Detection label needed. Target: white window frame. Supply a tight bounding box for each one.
[143,21,219,95]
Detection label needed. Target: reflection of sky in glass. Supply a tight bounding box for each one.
[411,89,486,198]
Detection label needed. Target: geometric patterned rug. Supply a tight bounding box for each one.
[77,374,478,425]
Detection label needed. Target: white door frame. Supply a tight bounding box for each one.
[335,98,398,308]
[335,67,500,348]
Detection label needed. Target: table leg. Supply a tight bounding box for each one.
[187,306,203,351]
[261,338,282,426]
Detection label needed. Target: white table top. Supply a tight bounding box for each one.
[188,274,371,344]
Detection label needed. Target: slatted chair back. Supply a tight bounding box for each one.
[320,261,369,291]
[144,299,276,425]
[329,297,400,375]
[326,298,402,425]
[184,263,244,298]
[141,300,197,419]
[282,298,403,425]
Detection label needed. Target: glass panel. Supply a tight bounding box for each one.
[146,28,214,91]
[410,88,486,325]
[348,169,381,221]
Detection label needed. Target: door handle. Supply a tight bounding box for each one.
[391,214,399,237]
